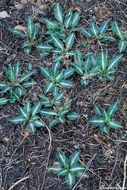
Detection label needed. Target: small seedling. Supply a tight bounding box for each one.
[111,21,127,53]
[71,50,99,86]
[10,101,45,134]
[39,86,65,107]
[37,2,81,61]
[10,16,45,55]
[48,149,89,189]
[39,61,74,94]
[40,99,80,128]
[88,100,123,134]
[97,51,123,82]
[0,61,36,105]
[81,20,116,43]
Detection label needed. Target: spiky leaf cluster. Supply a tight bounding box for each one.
[0,61,36,105]
[81,20,116,43]
[48,149,89,189]
[10,16,40,55]
[10,101,45,134]
[37,2,81,62]
[88,101,123,134]
[39,62,74,94]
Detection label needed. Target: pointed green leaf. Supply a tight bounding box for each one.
[65,33,75,52]
[52,61,60,75]
[90,21,99,37]
[51,34,64,51]
[55,70,64,82]
[100,126,110,134]
[22,80,37,88]
[81,27,92,38]
[58,168,68,176]
[1,86,11,95]
[40,109,57,118]
[71,63,84,75]
[65,173,76,189]
[67,112,80,120]
[27,122,36,134]
[10,28,25,37]
[107,100,119,117]
[49,119,58,128]
[58,116,65,124]
[48,165,61,174]
[31,23,39,42]
[101,34,116,42]
[55,91,65,101]
[0,81,6,89]
[64,68,74,79]
[94,104,102,116]
[25,101,31,116]
[118,40,127,53]
[69,150,80,166]
[18,106,28,119]
[70,163,86,174]
[71,11,81,27]
[34,120,45,127]
[99,20,109,34]
[64,15,72,29]
[24,47,32,55]
[88,117,105,127]
[54,2,64,24]
[44,82,55,94]
[36,44,53,52]
[44,19,58,30]
[108,120,123,129]
[59,80,73,89]
[107,54,123,71]
[19,71,36,83]
[76,171,89,179]
[0,98,9,105]
[99,51,107,71]
[15,87,25,97]
[38,66,50,78]
[111,21,123,40]
[32,102,42,116]
[22,42,32,48]
[57,149,67,167]
[14,61,21,78]
[10,116,26,124]
[27,16,34,42]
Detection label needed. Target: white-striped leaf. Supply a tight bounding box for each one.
[49,119,58,128]
[107,100,119,117]
[58,116,65,124]
[76,171,89,179]
[99,51,107,71]
[81,27,92,38]
[108,120,123,129]
[31,23,39,42]
[100,126,110,134]
[55,70,64,82]
[69,150,80,166]
[44,82,55,94]
[64,68,74,79]
[34,120,45,127]
[0,81,6,89]
[48,165,61,174]
[88,117,105,127]
[67,112,80,120]
[25,101,31,116]
[27,16,34,42]
[32,102,42,116]
[54,2,64,23]
[64,15,72,29]
[107,54,123,71]
[71,11,81,27]
[90,21,99,37]
[10,28,25,37]
[22,42,32,48]
[101,34,116,42]
[40,109,57,117]
[58,169,68,176]
[99,20,109,34]
[19,71,36,83]
[1,86,11,95]
[65,33,75,52]
[0,98,9,105]
[22,80,37,88]
[52,61,60,75]
[14,61,21,78]
[36,44,53,52]
[94,104,102,116]
[71,63,84,75]
[57,149,68,167]
[59,80,73,89]
[38,66,50,78]
[70,164,86,174]
[51,34,64,51]
[118,40,127,53]
[102,109,109,122]
[27,122,36,134]
[56,91,65,101]
[44,19,58,30]
[111,21,123,40]
[10,116,26,124]
[18,106,28,119]
[65,173,76,189]
[15,87,25,97]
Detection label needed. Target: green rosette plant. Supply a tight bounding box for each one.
[37,2,81,62]
[39,86,65,107]
[81,20,116,43]
[88,100,123,134]
[48,149,89,189]
[10,101,45,134]
[0,61,36,105]
[71,50,99,86]
[111,21,127,53]
[38,61,74,94]
[40,99,80,128]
